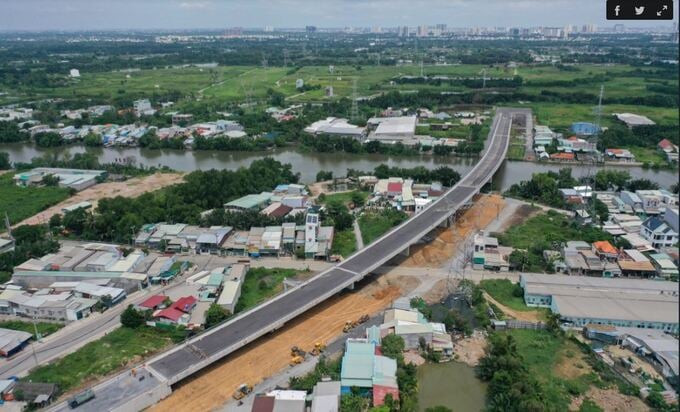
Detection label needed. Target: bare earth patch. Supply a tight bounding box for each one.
[570,388,650,412]
[554,346,593,380]
[16,172,185,226]
[453,330,488,367]
[482,292,544,322]
[422,278,450,304]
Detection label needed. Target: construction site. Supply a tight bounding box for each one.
[148,194,509,411]
[15,172,185,226]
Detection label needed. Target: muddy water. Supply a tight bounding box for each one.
[1,143,677,190]
[417,361,487,411]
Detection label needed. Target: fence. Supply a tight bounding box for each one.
[505,319,547,330]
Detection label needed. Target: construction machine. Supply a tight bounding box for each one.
[232,384,253,400]
[310,341,326,356]
[358,314,370,324]
[343,320,357,333]
[290,355,304,366]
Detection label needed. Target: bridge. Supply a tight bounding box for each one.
[48,107,529,412]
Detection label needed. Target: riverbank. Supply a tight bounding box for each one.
[2,143,678,190]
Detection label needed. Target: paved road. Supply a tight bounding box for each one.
[0,272,191,378]
[146,108,527,384]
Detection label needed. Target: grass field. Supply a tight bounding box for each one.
[358,209,407,245]
[626,146,669,166]
[479,279,530,312]
[321,190,368,206]
[330,229,357,257]
[506,145,525,160]
[0,173,72,224]
[235,267,299,313]
[25,326,176,393]
[0,320,63,339]
[507,329,618,410]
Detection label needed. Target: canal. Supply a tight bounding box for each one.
[1,143,677,190]
[417,361,487,411]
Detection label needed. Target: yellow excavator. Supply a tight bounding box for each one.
[310,341,326,356]
[232,383,253,400]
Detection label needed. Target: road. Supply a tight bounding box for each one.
[146,108,527,384]
[0,272,191,378]
[46,108,529,411]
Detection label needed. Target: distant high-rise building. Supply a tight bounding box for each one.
[582,24,596,33]
[435,24,447,33]
[306,25,317,33]
[417,25,428,37]
[264,26,274,32]
[399,26,410,37]
[371,26,382,34]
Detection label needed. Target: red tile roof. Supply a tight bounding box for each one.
[171,296,197,313]
[606,148,623,155]
[387,182,402,193]
[567,136,580,141]
[139,295,167,309]
[373,385,399,406]
[658,139,673,149]
[551,152,575,160]
[154,307,185,322]
[593,241,618,255]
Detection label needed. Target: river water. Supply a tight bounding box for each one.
[1,143,677,191]
[417,361,487,411]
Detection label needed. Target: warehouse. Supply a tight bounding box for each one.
[216,264,248,313]
[0,328,32,357]
[366,116,417,142]
[520,274,678,333]
[13,168,106,191]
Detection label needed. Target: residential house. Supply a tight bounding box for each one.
[648,253,679,280]
[658,139,678,163]
[592,241,619,262]
[641,216,678,249]
[617,249,658,278]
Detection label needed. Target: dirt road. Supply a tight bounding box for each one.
[483,292,544,322]
[150,275,413,412]
[400,194,505,268]
[16,172,185,226]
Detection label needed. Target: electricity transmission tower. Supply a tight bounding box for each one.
[351,78,359,122]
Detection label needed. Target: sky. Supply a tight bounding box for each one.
[1,0,677,31]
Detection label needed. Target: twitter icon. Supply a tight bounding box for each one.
[634,6,645,15]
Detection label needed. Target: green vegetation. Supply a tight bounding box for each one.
[358,209,408,245]
[235,267,299,313]
[289,356,341,392]
[61,158,297,243]
[0,320,63,339]
[479,279,530,312]
[0,224,60,283]
[497,210,617,272]
[0,173,71,224]
[321,190,368,207]
[25,326,180,392]
[330,229,357,257]
[204,303,230,328]
[626,146,668,167]
[0,152,10,170]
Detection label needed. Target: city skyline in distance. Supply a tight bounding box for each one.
[1,0,677,32]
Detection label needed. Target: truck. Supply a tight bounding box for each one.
[68,389,95,409]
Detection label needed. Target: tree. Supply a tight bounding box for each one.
[120,305,145,328]
[625,178,659,192]
[316,170,333,182]
[350,191,365,207]
[83,133,103,147]
[205,304,229,328]
[592,198,609,223]
[381,334,405,363]
[48,214,62,230]
[0,152,10,170]
[508,250,529,271]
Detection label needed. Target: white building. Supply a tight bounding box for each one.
[133,99,156,117]
[69,69,80,78]
[366,116,417,142]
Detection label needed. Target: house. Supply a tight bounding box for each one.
[196,227,232,255]
[216,264,248,313]
[571,122,600,136]
[636,190,664,214]
[640,216,678,249]
[620,191,644,214]
[340,339,399,403]
[10,382,57,407]
[617,249,658,278]
[0,328,32,357]
[311,381,341,412]
[592,241,618,262]
[648,253,679,280]
[137,295,168,311]
[550,152,575,161]
[658,139,678,163]
[133,99,156,117]
[224,192,273,212]
[605,148,635,162]
[0,237,15,255]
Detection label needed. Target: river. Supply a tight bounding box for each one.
[417,361,487,411]
[1,143,677,191]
